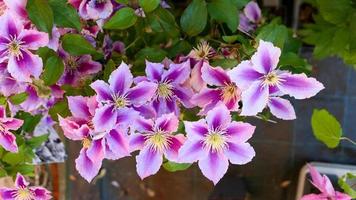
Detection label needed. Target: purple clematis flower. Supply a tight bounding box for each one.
[179,104,255,184]
[238,1,262,33]
[0,105,23,152]
[192,64,241,115]
[0,62,27,97]
[136,60,194,116]
[228,40,324,120]
[0,12,49,82]
[58,48,102,86]
[301,164,351,200]
[130,113,185,179]
[0,173,51,200]
[78,0,114,20]
[3,0,28,20]
[90,62,157,132]
[59,96,130,182]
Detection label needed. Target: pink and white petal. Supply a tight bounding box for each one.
[278,73,324,99]
[92,105,117,132]
[201,64,231,86]
[164,134,185,162]
[251,40,281,74]
[1,118,23,130]
[228,61,263,90]
[198,151,229,185]
[3,0,27,19]
[126,81,157,106]
[172,85,194,108]
[68,0,81,9]
[19,29,49,50]
[86,0,113,20]
[67,96,91,120]
[226,122,255,143]
[300,194,328,200]
[163,60,190,84]
[129,133,145,152]
[206,103,231,130]
[191,88,221,108]
[0,188,18,200]
[335,192,352,200]
[0,12,23,37]
[225,142,255,165]
[0,131,18,152]
[307,164,326,192]
[90,80,113,102]
[189,60,206,92]
[268,97,296,120]
[155,113,179,133]
[47,27,60,51]
[15,173,29,188]
[77,55,102,75]
[184,119,208,140]
[58,116,88,140]
[7,51,43,82]
[116,107,139,127]
[240,81,269,116]
[0,106,5,118]
[244,1,261,22]
[133,116,154,133]
[178,140,208,163]
[105,128,130,160]
[108,62,133,96]
[136,147,163,179]
[145,61,164,81]
[75,148,102,182]
[86,138,105,163]
[323,175,336,197]
[31,187,52,200]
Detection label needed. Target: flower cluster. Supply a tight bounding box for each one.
[59,40,324,184]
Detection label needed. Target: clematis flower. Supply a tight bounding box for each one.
[59,96,130,182]
[0,62,27,97]
[136,60,194,116]
[0,105,23,152]
[3,0,27,20]
[0,173,51,200]
[90,62,157,132]
[78,0,114,20]
[179,104,255,184]
[301,164,351,200]
[0,12,49,82]
[130,113,185,179]
[103,35,125,59]
[228,40,324,119]
[192,64,241,115]
[238,1,262,33]
[58,48,102,86]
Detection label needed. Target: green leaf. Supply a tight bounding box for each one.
[232,0,250,9]
[16,112,42,133]
[2,145,26,165]
[316,0,351,24]
[311,109,343,148]
[115,0,128,4]
[37,47,57,63]
[42,56,64,86]
[0,96,6,105]
[338,173,356,198]
[48,0,81,31]
[26,0,54,34]
[163,161,192,172]
[62,34,97,56]
[104,7,138,30]
[49,100,70,121]
[9,92,28,105]
[139,0,160,13]
[279,52,311,74]
[207,0,238,32]
[147,7,180,37]
[180,0,208,36]
[211,59,239,69]
[0,167,7,177]
[26,134,49,148]
[103,60,117,81]
[257,23,288,49]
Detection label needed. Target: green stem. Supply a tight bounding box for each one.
[340,137,356,146]
[124,37,141,51]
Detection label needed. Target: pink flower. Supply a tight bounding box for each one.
[130,113,185,179]
[179,104,255,184]
[0,12,49,82]
[78,0,113,20]
[0,105,23,152]
[3,0,28,20]
[228,40,324,120]
[301,164,351,200]
[0,173,51,200]
[238,1,262,33]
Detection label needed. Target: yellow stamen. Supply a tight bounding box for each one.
[191,41,214,60]
[15,188,33,200]
[82,138,91,149]
[145,131,171,152]
[157,82,173,99]
[262,72,280,87]
[221,84,239,102]
[203,131,228,152]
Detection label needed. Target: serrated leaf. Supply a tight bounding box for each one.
[147,7,180,37]
[207,0,238,32]
[26,134,49,148]
[49,100,70,121]
[62,34,97,56]
[311,109,342,148]
[26,0,54,34]
[211,59,239,69]
[49,0,81,31]
[16,112,42,133]
[257,23,288,49]
[104,7,138,30]
[42,56,64,86]
[180,0,207,36]
[139,0,160,13]
[9,92,28,105]
[163,161,191,172]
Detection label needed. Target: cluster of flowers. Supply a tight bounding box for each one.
[59,40,324,184]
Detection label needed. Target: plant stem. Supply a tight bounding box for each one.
[340,137,356,145]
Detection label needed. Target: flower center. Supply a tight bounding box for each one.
[157,82,173,99]
[66,57,77,71]
[7,39,23,58]
[192,41,214,60]
[145,131,171,152]
[262,72,280,86]
[221,84,239,102]
[14,188,33,200]
[203,131,228,152]
[82,137,91,149]
[114,97,127,108]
